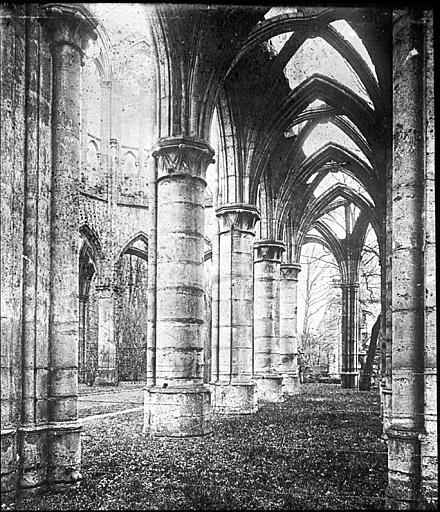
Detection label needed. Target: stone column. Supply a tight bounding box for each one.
[386,9,431,508]
[41,3,97,485]
[100,80,112,191]
[146,154,157,388]
[78,294,88,383]
[95,285,118,386]
[328,338,340,379]
[279,263,301,395]
[340,282,359,389]
[210,219,220,388]
[380,212,393,436]
[420,10,436,506]
[144,136,214,437]
[212,204,260,414]
[253,240,285,402]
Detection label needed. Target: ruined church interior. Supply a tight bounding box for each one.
[0,3,436,509]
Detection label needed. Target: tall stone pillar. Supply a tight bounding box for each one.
[41,3,97,485]
[212,204,260,414]
[210,218,220,388]
[340,282,359,389]
[420,10,436,506]
[386,9,434,508]
[95,285,118,386]
[144,136,214,437]
[328,338,340,379]
[253,240,285,402]
[78,294,88,383]
[279,263,301,395]
[146,154,157,389]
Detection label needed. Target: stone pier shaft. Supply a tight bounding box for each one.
[144,137,214,437]
[253,240,285,402]
[95,284,118,386]
[340,282,360,389]
[212,204,260,414]
[279,263,301,395]
[386,9,436,509]
[42,4,97,485]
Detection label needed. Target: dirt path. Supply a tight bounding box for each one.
[78,382,144,418]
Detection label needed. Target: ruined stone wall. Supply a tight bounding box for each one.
[78,185,150,264]
[113,202,150,258]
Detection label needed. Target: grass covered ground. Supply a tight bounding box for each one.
[7,384,388,510]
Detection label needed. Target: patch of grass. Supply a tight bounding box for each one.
[7,384,387,510]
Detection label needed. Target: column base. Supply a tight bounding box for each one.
[47,421,82,485]
[18,425,49,490]
[381,386,392,439]
[212,381,257,414]
[340,371,359,389]
[1,427,18,494]
[282,374,300,396]
[95,368,118,386]
[144,385,212,437]
[420,429,438,507]
[255,375,284,403]
[385,426,423,509]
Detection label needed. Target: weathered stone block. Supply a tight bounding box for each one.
[1,429,18,494]
[282,374,300,395]
[48,425,81,484]
[145,386,212,437]
[255,376,283,403]
[213,382,257,414]
[18,426,49,489]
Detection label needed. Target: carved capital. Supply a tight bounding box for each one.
[153,136,215,181]
[280,263,301,280]
[254,240,285,262]
[216,203,260,233]
[40,3,98,56]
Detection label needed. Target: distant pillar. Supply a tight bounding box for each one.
[279,263,301,395]
[212,203,260,414]
[253,240,285,402]
[144,136,214,437]
[78,294,88,383]
[95,284,118,386]
[340,282,359,389]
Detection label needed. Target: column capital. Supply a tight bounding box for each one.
[280,263,301,280]
[40,3,98,56]
[216,203,260,234]
[254,240,285,263]
[153,136,215,181]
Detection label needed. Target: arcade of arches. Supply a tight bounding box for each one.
[0,3,436,509]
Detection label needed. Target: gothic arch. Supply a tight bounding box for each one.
[116,232,149,263]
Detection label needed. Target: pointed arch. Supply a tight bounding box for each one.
[117,231,149,262]
[79,223,103,261]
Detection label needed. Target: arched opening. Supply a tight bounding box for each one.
[78,238,98,385]
[115,235,149,381]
